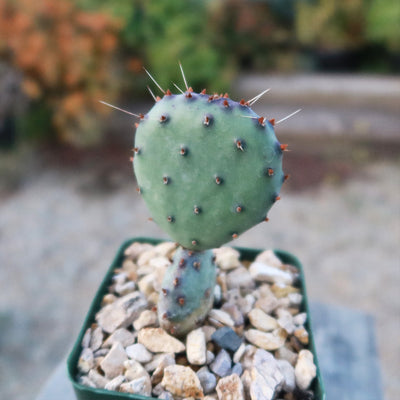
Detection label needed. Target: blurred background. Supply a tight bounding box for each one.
[0,0,398,399]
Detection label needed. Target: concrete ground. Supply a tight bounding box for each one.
[0,74,399,400]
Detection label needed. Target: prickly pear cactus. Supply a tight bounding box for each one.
[157,247,216,336]
[133,90,285,251]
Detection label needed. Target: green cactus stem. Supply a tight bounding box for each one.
[133,90,285,251]
[158,246,217,336]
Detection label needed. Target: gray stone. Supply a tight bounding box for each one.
[231,362,243,377]
[81,328,91,349]
[206,350,215,365]
[115,281,136,296]
[210,349,232,377]
[196,366,217,394]
[211,326,243,352]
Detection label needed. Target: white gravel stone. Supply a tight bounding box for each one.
[186,328,207,365]
[295,349,316,390]
[226,267,255,290]
[288,292,303,306]
[96,291,148,333]
[161,365,204,398]
[153,241,177,258]
[213,247,241,270]
[89,326,104,351]
[100,342,128,379]
[102,328,136,348]
[81,328,91,349]
[233,342,247,364]
[248,308,279,332]
[275,346,298,366]
[138,328,185,353]
[88,369,110,388]
[277,359,296,392]
[208,309,235,327]
[104,375,126,391]
[276,308,296,334]
[133,309,158,331]
[120,376,152,396]
[151,353,176,385]
[115,281,136,296]
[78,348,94,374]
[293,312,307,326]
[124,242,154,260]
[216,374,244,400]
[138,273,156,297]
[254,250,283,268]
[249,349,284,400]
[202,325,217,342]
[126,343,153,363]
[245,328,287,351]
[249,262,294,285]
[137,249,158,267]
[124,359,151,381]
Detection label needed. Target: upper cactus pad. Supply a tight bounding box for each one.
[133,91,284,250]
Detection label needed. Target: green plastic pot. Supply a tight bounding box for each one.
[67,237,326,400]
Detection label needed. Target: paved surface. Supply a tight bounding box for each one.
[34,303,383,400]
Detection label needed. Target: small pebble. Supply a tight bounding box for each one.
[138,328,185,353]
[197,366,217,394]
[151,353,176,385]
[211,326,243,352]
[210,349,232,377]
[88,369,109,388]
[213,247,241,270]
[78,348,94,374]
[208,309,235,327]
[186,328,207,365]
[295,349,316,390]
[249,262,294,285]
[245,328,287,351]
[248,308,279,332]
[100,342,127,379]
[133,309,158,331]
[102,328,136,348]
[231,362,243,376]
[126,343,153,363]
[124,359,151,381]
[254,250,283,268]
[104,375,126,391]
[161,365,204,398]
[89,326,104,351]
[120,376,152,396]
[216,373,244,400]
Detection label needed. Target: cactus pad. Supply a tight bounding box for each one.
[158,247,216,336]
[133,91,284,250]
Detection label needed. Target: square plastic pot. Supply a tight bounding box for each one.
[67,237,326,400]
